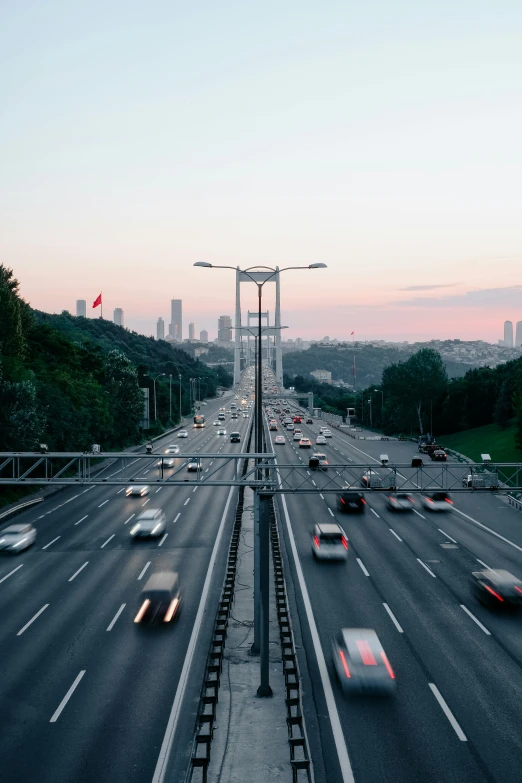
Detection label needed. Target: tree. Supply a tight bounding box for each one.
[382,349,448,434]
[493,380,513,427]
[0,264,32,375]
[0,369,44,450]
[105,350,144,444]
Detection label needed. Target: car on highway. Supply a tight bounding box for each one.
[0,523,37,553]
[306,418,313,424]
[293,431,303,441]
[126,485,150,497]
[213,420,220,426]
[230,432,241,443]
[178,430,188,438]
[430,449,447,461]
[316,435,327,445]
[243,413,248,418]
[361,470,383,488]
[461,471,499,489]
[159,457,176,467]
[274,435,286,445]
[470,569,522,608]
[299,437,312,448]
[323,429,332,438]
[286,423,295,431]
[134,571,181,625]
[422,491,453,511]
[309,453,329,470]
[187,458,202,471]
[336,489,366,513]
[386,493,415,511]
[332,628,396,695]
[311,523,349,561]
[217,428,227,436]
[129,509,166,539]
[165,445,180,454]
[269,422,278,431]
[319,426,328,434]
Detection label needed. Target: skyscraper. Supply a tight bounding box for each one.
[200,329,208,343]
[218,315,232,343]
[76,300,87,317]
[504,320,514,348]
[114,308,124,327]
[189,322,195,341]
[169,299,182,341]
[516,321,522,348]
[157,317,165,340]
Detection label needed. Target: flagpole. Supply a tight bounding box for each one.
[101,292,103,320]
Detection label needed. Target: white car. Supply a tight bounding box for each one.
[323,430,332,438]
[217,428,227,436]
[316,435,327,445]
[422,491,453,511]
[320,427,328,433]
[299,438,312,448]
[311,523,348,561]
[0,523,37,553]
[293,432,303,441]
[159,457,175,467]
[274,435,286,444]
[178,430,188,438]
[165,445,180,454]
[130,509,166,539]
[213,420,220,426]
[188,458,202,471]
[332,628,396,695]
[126,485,150,497]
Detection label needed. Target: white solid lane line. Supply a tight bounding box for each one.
[158,534,168,547]
[124,514,135,524]
[328,508,335,517]
[460,605,491,635]
[476,558,499,575]
[155,487,163,493]
[429,683,467,741]
[383,603,403,633]
[50,670,86,723]
[417,559,437,578]
[138,562,151,580]
[356,558,370,577]
[69,562,89,582]
[75,515,88,526]
[184,498,190,506]
[413,509,426,519]
[453,506,522,553]
[116,488,125,494]
[311,480,316,486]
[152,485,236,783]
[438,528,457,543]
[142,498,150,506]
[42,536,60,550]
[319,493,324,500]
[17,604,49,636]
[0,564,24,584]
[98,500,109,508]
[100,534,115,549]
[106,603,126,631]
[173,513,181,524]
[370,508,380,518]
[389,528,402,542]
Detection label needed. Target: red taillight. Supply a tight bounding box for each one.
[340,497,346,504]
[339,650,351,678]
[389,496,396,503]
[514,585,522,594]
[485,585,504,601]
[407,497,414,503]
[426,497,433,503]
[357,640,377,665]
[314,535,320,548]
[445,498,454,504]
[381,651,395,679]
[361,498,366,504]
[341,536,349,550]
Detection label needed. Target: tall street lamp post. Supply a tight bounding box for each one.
[374,389,384,423]
[169,374,172,422]
[178,373,182,423]
[368,397,373,429]
[146,373,165,421]
[195,261,326,696]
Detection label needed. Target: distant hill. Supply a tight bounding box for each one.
[282,342,502,387]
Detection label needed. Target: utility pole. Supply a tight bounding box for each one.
[169,374,172,422]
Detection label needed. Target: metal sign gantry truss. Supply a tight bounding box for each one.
[1,453,522,492]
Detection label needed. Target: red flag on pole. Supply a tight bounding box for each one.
[92,293,102,308]
[351,331,354,335]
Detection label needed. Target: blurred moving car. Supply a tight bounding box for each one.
[165,445,180,454]
[274,435,286,445]
[470,569,522,608]
[187,458,202,471]
[332,629,396,695]
[159,457,175,467]
[309,453,329,470]
[336,489,366,514]
[299,438,312,448]
[386,494,415,511]
[130,509,166,539]
[126,485,150,497]
[316,435,327,445]
[422,491,453,511]
[361,470,382,488]
[0,523,37,553]
[134,571,181,624]
[178,430,188,438]
[311,523,349,560]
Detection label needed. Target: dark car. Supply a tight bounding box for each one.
[230,432,241,443]
[306,418,313,424]
[430,449,447,461]
[336,490,366,514]
[134,571,182,625]
[471,569,522,609]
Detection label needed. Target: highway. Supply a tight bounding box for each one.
[0,394,252,783]
[268,403,522,783]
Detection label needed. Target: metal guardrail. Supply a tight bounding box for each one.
[0,497,43,522]
[508,495,522,513]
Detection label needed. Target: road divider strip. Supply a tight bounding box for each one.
[429,683,467,741]
[17,603,49,636]
[68,562,89,582]
[50,670,86,723]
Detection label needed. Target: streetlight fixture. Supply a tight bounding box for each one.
[145,373,165,421]
[195,261,326,697]
[374,389,384,422]
[368,398,373,429]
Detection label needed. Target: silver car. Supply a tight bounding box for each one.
[311,523,348,561]
[332,628,396,695]
[178,430,188,438]
[0,523,37,553]
[126,485,150,497]
[386,494,415,511]
[130,509,166,539]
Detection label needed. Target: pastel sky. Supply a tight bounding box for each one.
[1,1,521,342]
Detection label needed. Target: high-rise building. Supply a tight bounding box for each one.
[114,308,124,327]
[157,317,165,340]
[200,330,208,343]
[188,322,195,341]
[516,321,522,348]
[504,320,514,348]
[218,315,232,343]
[169,299,182,341]
[76,300,87,317]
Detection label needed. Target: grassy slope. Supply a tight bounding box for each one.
[441,422,522,463]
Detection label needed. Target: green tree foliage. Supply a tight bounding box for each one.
[105,350,144,444]
[493,379,514,427]
[0,369,44,449]
[0,265,32,374]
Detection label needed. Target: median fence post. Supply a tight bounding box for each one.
[257,488,273,697]
[250,490,261,655]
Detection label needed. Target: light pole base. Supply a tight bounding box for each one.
[249,642,260,656]
[256,684,273,698]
